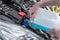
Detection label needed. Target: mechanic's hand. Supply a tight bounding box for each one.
[48,28,60,38]
[29,3,40,20]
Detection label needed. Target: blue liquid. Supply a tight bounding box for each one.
[32,23,51,31]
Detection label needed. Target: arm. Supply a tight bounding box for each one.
[36,0,60,7]
[29,0,60,20]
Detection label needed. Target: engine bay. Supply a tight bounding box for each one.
[0,0,36,24]
[0,0,59,40]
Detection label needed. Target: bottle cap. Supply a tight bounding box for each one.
[18,12,26,17]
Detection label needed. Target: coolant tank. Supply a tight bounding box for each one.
[31,8,60,31]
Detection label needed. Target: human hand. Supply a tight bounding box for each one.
[29,3,40,20]
[48,28,60,38]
